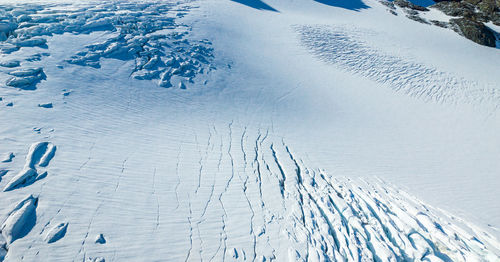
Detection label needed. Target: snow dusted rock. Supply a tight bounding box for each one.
[45,223,68,244]
[0,195,38,245]
[393,0,429,11]
[450,17,497,47]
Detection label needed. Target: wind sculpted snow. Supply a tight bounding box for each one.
[296,25,500,109]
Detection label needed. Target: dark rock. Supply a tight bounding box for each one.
[394,0,430,11]
[493,15,500,25]
[432,1,476,17]
[430,0,499,47]
[450,17,497,46]
[380,0,396,9]
[432,0,500,21]
[430,20,450,27]
[407,14,431,24]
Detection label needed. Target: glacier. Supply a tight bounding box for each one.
[1,0,500,261]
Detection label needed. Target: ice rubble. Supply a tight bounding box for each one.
[0,141,56,260]
[0,1,214,90]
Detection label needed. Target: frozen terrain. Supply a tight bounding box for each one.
[1,0,500,261]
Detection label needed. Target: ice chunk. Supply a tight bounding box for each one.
[45,223,68,244]
[3,168,37,192]
[82,18,113,32]
[0,43,19,54]
[10,37,47,48]
[6,76,37,88]
[95,233,106,244]
[1,195,38,245]
[1,153,14,163]
[16,14,31,23]
[9,68,43,77]
[0,242,6,262]
[38,103,53,109]
[0,61,20,68]
[5,68,45,90]
[25,142,56,168]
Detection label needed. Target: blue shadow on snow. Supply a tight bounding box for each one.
[314,0,369,11]
[230,0,279,12]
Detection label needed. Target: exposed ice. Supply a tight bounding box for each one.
[2,168,37,192]
[45,222,68,244]
[94,233,106,244]
[0,61,19,68]
[0,195,38,245]
[38,103,53,108]
[0,153,14,163]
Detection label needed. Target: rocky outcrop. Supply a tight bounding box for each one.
[393,0,429,11]
[450,17,497,46]
[433,0,500,24]
[378,0,499,47]
[430,0,499,47]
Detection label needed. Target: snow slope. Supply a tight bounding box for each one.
[1,0,500,261]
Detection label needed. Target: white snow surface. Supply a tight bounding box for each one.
[1,0,500,261]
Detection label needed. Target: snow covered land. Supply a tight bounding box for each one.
[1,0,500,261]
